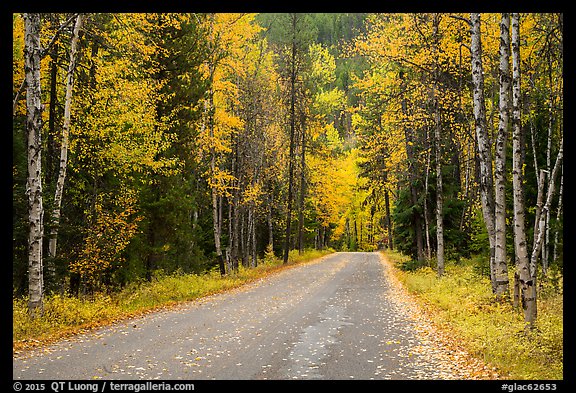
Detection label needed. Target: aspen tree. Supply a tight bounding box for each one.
[510,12,535,326]
[470,13,497,291]
[494,13,511,298]
[431,13,445,277]
[48,14,85,261]
[23,13,44,317]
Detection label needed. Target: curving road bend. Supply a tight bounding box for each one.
[14,252,469,380]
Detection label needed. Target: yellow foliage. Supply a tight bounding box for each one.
[70,189,142,285]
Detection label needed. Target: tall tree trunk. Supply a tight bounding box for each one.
[432,14,445,277]
[267,192,274,251]
[208,96,225,274]
[204,14,225,275]
[552,163,563,263]
[24,13,44,317]
[384,188,393,249]
[297,118,307,254]
[250,204,257,267]
[510,13,536,327]
[470,13,497,290]
[46,24,59,182]
[434,104,444,277]
[494,13,511,298]
[530,139,563,286]
[44,28,59,290]
[423,144,432,260]
[48,14,84,262]
[400,93,424,261]
[283,14,297,264]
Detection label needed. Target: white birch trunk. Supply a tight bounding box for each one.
[432,14,444,277]
[24,13,44,317]
[510,13,536,326]
[552,164,563,263]
[494,13,511,297]
[470,13,496,290]
[435,111,444,277]
[530,138,563,282]
[423,144,432,261]
[48,14,84,261]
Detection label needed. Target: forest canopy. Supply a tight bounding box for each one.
[13,13,562,327]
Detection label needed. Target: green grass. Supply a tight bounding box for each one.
[13,248,333,352]
[384,250,563,380]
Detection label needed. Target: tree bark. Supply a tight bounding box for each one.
[552,163,563,263]
[384,189,393,249]
[283,14,298,264]
[48,14,84,261]
[530,139,563,285]
[510,13,536,327]
[432,14,444,277]
[297,117,307,254]
[494,13,511,298]
[470,13,497,290]
[24,13,45,317]
[423,144,432,260]
[434,105,444,277]
[267,192,274,251]
[400,89,425,261]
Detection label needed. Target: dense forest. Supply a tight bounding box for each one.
[13,13,562,328]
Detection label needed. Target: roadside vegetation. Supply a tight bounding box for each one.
[384,250,563,380]
[13,248,333,353]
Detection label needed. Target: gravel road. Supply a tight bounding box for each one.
[13,252,483,380]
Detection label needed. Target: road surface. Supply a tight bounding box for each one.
[13,252,474,380]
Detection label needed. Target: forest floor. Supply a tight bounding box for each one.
[385,250,563,380]
[379,253,502,379]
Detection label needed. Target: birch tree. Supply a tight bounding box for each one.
[431,14,445,277]
[510,12,536,326]
[493,13,511,298]
[470,13,497,291]
[23,13,44,317]
[48,13,85,261]
[530,139,563,282]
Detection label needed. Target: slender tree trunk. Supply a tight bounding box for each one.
[423,144,432,260]
[434,104,444,277]
[297,118,306,254]
[44,33,59,290]
[384,189,393,249]
[48,14,84,262]
[432,14,444,277]
[542,50,560,276]
[552,164,563,263]
[232,188,240,272]
[510,13,536,327]
[24,13,44,317]
[400,91,425,261]
[208,99,224,273]
[470,13,497,291]
[353,218,358,250]
[530,138,563,285]
[283,15,297,264]
[267,192,274,251]
[250,204,257,267]
[204,14,225,275]
[46,31,59,182]
[494,13,511,298]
